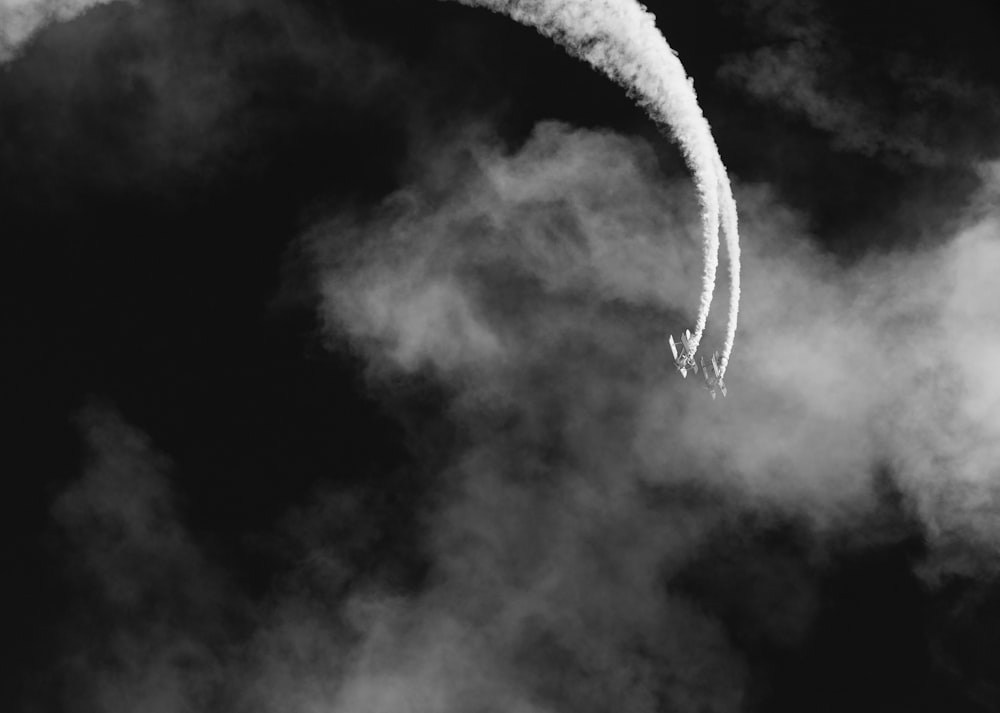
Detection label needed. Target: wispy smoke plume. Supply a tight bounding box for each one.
[40,124,1000,713]
[311,123,1000,708]
[0,0,408,195]
[49,403,369,713]
[31,4,1000,712]
[719,0,1000,167]
[449,0,740,364]
[51,402,235,713]
[316,122,1000,536]
[0,0,119,61]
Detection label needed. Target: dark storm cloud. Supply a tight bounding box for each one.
[718,0,1000,166]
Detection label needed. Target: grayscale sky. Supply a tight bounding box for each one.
[4,1,1000,712]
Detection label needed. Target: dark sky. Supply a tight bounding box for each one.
[4,1,1000,712]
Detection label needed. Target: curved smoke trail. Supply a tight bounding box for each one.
[451,0,725,358]
[716,155,740,377]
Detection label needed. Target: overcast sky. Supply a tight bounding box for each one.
[5,1,1000,712]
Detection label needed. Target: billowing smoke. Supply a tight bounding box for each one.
[21,1,1000,712]
[45,123,1000,713]
[449,0,740,366]
[317,120,1000,554]
[308,122,1000,707]
[0,0,119,60]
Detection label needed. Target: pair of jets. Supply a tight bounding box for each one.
[668,329,727,399]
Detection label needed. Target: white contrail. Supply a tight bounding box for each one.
[716,155,740,378]
[0,0,117,61]
[450,0,724,357]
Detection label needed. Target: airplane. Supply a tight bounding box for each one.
[700,351,727,399]
[668,329,698,378]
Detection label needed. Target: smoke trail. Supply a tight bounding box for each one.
[451,0,724,357]
[717,155,740,377]
[0,0,118,61]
